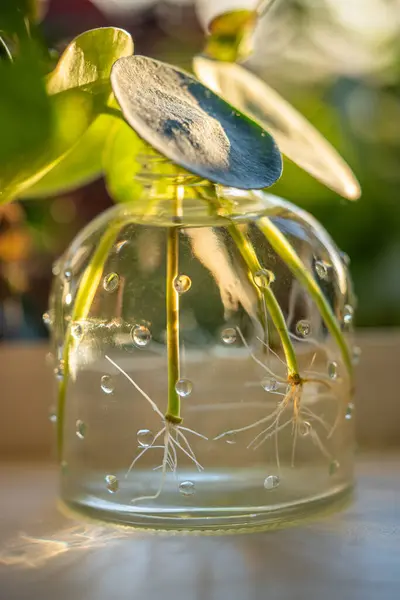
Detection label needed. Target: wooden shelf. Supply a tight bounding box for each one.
[0,452,399,599]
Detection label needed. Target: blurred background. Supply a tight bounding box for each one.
[1,0,400,341]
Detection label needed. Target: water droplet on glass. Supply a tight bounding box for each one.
[179,481,195,497]
[345,403,354,420]
[264,475,280,490]
[101,375,114,395]
[341,251,351,267]
[105,474,119,494]
[315,260,331,281]
[65,293,73,306]
[253,269,275,289]
[76,420,86,440]
[137,429,154,448]
[42,311,53,328]
[343,304,354,326]
[131,324,152,348]
[221,327,237,345]
[174,274,192,294]
[54,361,65,381]
[115,240,129,254]
[329,460,340,475]
[328,361,338,380]
[48,407,57,423]
[64,269,72,282]
[175,379,193,398]
[352,346,361,365]
[103,272,120,293]
[300,421,312,436]
[71,322,83,341]
[261,377,279,392]
[52,261,61,276]
[225,432,236,445]
[296,320,311,337]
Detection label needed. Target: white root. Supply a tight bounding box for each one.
[236,326,287,383]
[215,326,340,467]
[104,355,207,504]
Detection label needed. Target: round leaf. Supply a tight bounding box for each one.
[47,27,134,98]
[194,57,361,200]
[111,55,282,190]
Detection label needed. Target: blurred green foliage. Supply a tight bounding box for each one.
[1,0,400,333]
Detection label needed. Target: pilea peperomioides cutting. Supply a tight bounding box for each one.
[1,0,360,531]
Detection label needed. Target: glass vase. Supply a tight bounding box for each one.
[49,177,356,532]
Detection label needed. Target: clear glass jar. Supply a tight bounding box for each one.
[49,172,356,532]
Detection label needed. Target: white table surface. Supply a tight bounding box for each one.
[0,453,399,600]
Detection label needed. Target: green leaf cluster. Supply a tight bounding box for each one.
[0,25,134,204]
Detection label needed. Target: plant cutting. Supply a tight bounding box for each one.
[1,0,360,532]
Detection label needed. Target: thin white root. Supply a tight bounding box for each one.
[291,420,299,467]
[214,400,287,441]
[310,428,331,460]
[105,355,164,418]
[130,421,206,503]
[237,326,287,383]
[103,356,207,504]
[256,336,287,369]
[131,430,169,504]
[126,427,166,477]
[249,418,292,451]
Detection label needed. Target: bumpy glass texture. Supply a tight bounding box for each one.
[49,189,356,531]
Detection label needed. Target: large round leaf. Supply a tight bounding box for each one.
[111,55,282,190]
[1,27,134,203]
[193,56,361,200]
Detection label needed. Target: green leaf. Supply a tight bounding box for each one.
[193,57,361,200]
[203,10,257,63]
[111,55,282,190]
[0,42,52,202]
[46,27,133,98]
[0,27,134,203]
[0,87,95,203]
[104,118,186,205]
[103,119,145,204]
[24,113,117,198]
[0,0,36,37]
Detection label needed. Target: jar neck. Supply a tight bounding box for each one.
[133,147,265,224]
[136,149,207,200]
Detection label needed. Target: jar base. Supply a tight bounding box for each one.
[60,481,353,534]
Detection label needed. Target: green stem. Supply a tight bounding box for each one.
[165,225,181,423]
[57,220,123,459]
[228,224,299,378]
[258,216,353,383]
[195,185,300,381]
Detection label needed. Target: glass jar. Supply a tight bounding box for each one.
[49,171,356,532]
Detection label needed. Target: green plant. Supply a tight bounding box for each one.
[0,0,360,471]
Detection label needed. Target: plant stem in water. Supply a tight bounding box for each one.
[165,225,182,423]
[165,179,183,424]
[57,221,123,459]
[258,216,353,384]
[228,224,299,379]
